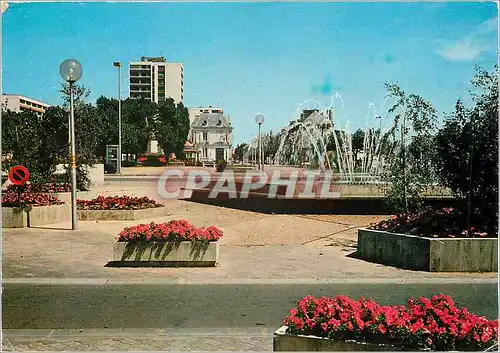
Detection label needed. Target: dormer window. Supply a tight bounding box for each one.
[202,120,207,126]
[216,120,222,126]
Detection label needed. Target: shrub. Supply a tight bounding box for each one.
[216,159,227,172]
[1,189,63,208]
[117,220,223,242]
[6,183,72,193]
[368,207,494,238]
[121,160,138,167]
[141,155,165,167]
[284,294,498,351]
[77,195,163,210]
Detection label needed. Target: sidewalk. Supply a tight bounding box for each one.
[3,328,274,351]
[3,200,497,282]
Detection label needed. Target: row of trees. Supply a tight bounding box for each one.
[2,84,190,189]
[381,66,497,236]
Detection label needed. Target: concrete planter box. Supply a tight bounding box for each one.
[273,326,404,351]
[78,206,168,221]
[357,228,498,272]
[112,241,218,267]
[2,203,70,228]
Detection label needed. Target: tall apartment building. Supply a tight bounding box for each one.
[129,56,184,104]
[1,94,50,117]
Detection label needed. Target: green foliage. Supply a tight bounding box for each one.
[351,129,365,166]
[155,99,190,159]
[141,155,164,167]
[121,98,155,156]
[434,66,498,234]
[216,159,227,172]
[263,130,280,161]
[121,160,138,167]
[382,83,437,213]
[1,110,55,182]
[234,143,248,162]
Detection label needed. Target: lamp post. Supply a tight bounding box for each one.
[113,62,122,174]
[59,59,83,230]
[255,114,265,171]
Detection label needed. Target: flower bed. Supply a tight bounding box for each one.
[117,220,223,242]
[1,190,63,208]
[77,195,163,210]
[1,190,68,228]
[368,207,494,238]
[113,220,222,266]
[276,294,498,351]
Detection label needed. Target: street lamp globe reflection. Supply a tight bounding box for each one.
[255,114,265,125]
[59,59,82,82]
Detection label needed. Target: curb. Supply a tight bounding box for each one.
[2,277,497,285]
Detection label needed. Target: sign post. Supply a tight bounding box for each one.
[8,165,30,206]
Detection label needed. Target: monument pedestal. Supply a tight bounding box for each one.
[146,139,163,155]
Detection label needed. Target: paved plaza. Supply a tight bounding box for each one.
[2,178,498,351]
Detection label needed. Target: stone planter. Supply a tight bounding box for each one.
[273,326,405,351]
[112,241,218,267]
[357,228,498,272]
[78,206,169,221]
[2,203,70,228]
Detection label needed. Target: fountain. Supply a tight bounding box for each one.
[272,94,390,183]
[184,93,401,214]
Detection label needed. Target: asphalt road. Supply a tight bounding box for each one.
[3,283,497,329]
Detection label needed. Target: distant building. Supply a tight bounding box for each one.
[1,94,50,117]
[129,56,184,104]
[189,112,233,163]
[188,106,224,125]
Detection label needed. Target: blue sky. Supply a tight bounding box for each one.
[2,2,498,144]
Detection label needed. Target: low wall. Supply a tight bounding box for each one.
[78,206,169,221]
[187,190,460,215]
[273,326,402,351]
[2,203,70,228]
[357,229,498,272]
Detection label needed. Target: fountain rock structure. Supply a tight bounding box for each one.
[272,96,388,183]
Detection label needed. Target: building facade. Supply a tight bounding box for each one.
[129,56,184,104]
[189,112,233,163]
[188,106,224,125]
[1,94,50,117]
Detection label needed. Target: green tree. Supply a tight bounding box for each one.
[154,98,190,160]
[95,96,119,158]
[351,129,365,168]
[1,110,52,183]
[234,143,249,162]
[435,66,498,234]
[122,98,156,157]
[59,82,91,106]
[383,83,437,213]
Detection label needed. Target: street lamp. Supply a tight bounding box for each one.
[59,59,83,230]
[113,61,122,174]
[255,114,265,171]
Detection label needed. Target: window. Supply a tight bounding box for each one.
[203,132,208,141]
[204,148,208,157]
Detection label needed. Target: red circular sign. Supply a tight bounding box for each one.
[8,166,30,186]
